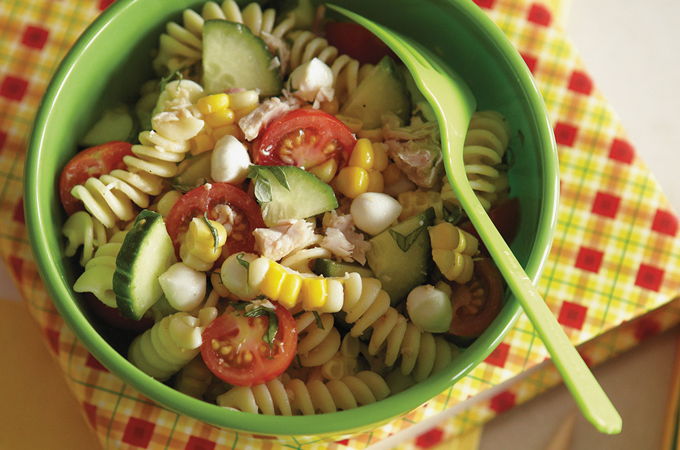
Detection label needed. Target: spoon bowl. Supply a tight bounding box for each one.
[327,3,622,435]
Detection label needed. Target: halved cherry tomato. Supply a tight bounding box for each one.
[448,258,504,338]
[59,141,133,214]
[252,109,356,169]
[460,197,520,246]
[165,182,265,258]
[325,22,394,65]
[200,303,297,386]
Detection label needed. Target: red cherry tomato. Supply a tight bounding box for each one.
[252,109,357,169]
[460,197,520,245]
[165,182,265,258]
[325,22,394,65]
[59,141,133,214]
[448,258,504,338]
[200,304,297,386]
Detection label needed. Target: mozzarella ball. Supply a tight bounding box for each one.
[158,262,206,311]
[220,252,259,300]
[211,134,251,184]
[350,192,403,235]
[406,284,453,333]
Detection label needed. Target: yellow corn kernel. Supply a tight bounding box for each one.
[366,170,384,193]
[190,133,215,155]
[204,109,235,128]
[233,105,258,119]
[197,94,230,115]
[383,163,402,184]
[156,190,183,217]
[371,142,389,171]
[228,90,259,111]
[335,166,369,199]
[308,158,338,183]
[300,277,328,310]
[260,260,287,299]
[211,124,240,141]
[348,138,375,170]
[277,273,303,309]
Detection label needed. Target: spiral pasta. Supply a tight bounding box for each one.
[216,371,390,415]
[428,222,478,284]
[442,110,511,211]
[288,30,374,102]
[174,357,215,399]
[153,0,296,75]
[128,311,208,380]
[71,81,205,229]
[296,311,341,367]
[62,211,108,266]
[72,230,127,307]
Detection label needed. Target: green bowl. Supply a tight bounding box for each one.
[25,0,558,437]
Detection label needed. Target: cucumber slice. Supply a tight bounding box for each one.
[313,258,374,278]
[202,20,282,96]
[340,56,410,128]
[79,104,135,147]
[366,208,435,305]
[114,210,177,320]
[248,165,338,227]
[172,152,211,192]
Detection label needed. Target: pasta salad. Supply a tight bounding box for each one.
[59,0,518,415]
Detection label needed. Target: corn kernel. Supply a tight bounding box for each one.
[204,109,235,128]
[366,170,384,193]
[197,94,230,115]
[348,138,374,170]
[228,90,259,110]
[383,163,402,184]
[308,158,338,183]
[300,277,328,310]
[191,133,215,155]
[277,273,303,309]
[372,142,389,171]
[260,260,287,299]
[211,124,240,141]
[335,166,369,199]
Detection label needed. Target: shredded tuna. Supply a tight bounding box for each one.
[321,211,371,264]
[238,95,301,141]
[254,220,320,261]
[261,32,290,75]
[214,204,238,234]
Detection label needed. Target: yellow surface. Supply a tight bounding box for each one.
[0,300,100,450]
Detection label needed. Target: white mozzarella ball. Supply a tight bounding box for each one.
[159,263,206,312]
[211,134,251,184]
[406,285,453,333]
[350,192,403,235]
[220,252,259,300]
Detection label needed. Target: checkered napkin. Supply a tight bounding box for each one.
[1,0,679,448]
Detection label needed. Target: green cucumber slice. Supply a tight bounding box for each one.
[366,208,435,305]
[339,55,411,128]
[313,258,374,278]
[248,165,338,227]
[114,210,177,320]
[202,20,282,96]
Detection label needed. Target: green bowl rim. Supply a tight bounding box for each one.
[24,0,559,437]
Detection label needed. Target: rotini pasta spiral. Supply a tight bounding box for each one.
[62,211,108,266]
[296,311,341,367]
[174,357,215,399]
[442,111,511,211]
[341,277,458,381]
[128,311,208,380]
[73,230,127,307]
[288,30,374,101]
[216,370,390,415]
[72,81,205,228]
[153,0,296,74]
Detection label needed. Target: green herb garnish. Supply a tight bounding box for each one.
[312,311,324,330]
[389,225,426,252]
[267,166,290,191]
[236,253,250,270]
[244,305,279,348]
[443,203,464,225]
[202,213,219,250]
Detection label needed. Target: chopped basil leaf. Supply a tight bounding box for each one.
[236,253,250,270]
[267,166,290,191]
[202,213,219,250]
[312,311,324,329]
[254,177,272,203]
[443,203,464,224]
[389,225,426,252]
[264,312,278,348]
[159,69,183,93]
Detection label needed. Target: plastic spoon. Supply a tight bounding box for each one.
[327,4,622,435]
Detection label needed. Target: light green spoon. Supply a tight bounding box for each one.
[327,4,622,435]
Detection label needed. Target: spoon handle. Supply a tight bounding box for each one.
[459,193,622,434]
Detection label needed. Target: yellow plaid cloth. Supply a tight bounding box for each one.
[0,0,679,448]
